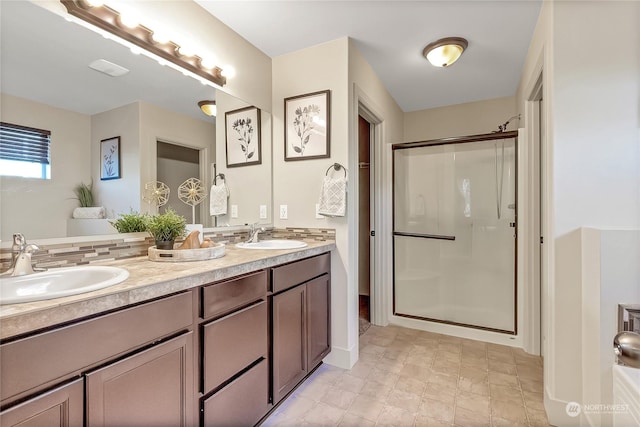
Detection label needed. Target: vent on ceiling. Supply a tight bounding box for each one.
[88,59,129,77]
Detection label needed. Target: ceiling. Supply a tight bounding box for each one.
[196,0,542,112]
[1,1,217,122]
[1,1,542,119]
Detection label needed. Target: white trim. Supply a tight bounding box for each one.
[353,83,389,327]
[390,315,523,348]
[323,343,358,370]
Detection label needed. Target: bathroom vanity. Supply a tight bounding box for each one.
[0,242,333,427]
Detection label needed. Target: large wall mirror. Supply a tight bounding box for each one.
[0,1,272,242]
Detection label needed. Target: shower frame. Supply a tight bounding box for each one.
[391,131,519,335]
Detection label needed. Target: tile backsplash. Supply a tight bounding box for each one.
[0,227,335,272]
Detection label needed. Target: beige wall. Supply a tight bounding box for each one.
[516,1,640,425]
[348,40,404,330]
[273,38,352,367]
[215,91,272,226]
[272,37,405,368]
[91,103,141,218]
[0,93,91,240]
[403,96,517,142]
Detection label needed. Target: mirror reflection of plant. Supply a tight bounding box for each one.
[232,117,255,161]
[73,180,95,207]
[103,145,117,177]
[110,210,150,233]
[292,104,320,155]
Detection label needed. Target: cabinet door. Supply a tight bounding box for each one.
[306,274,331,369]
[0,379,83,427]
[271,285,306,403]
[85,332,193,427]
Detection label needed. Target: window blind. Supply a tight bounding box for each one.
[0,122,51,164]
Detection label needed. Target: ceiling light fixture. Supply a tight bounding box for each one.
[423,37,468,68]
[198,100,217,117]
[60,0,226,87]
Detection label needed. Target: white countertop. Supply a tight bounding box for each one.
[0,241,335,340]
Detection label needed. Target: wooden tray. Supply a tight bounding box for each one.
[148,244,225,262]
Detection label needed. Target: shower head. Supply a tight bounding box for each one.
[494,114,521,133]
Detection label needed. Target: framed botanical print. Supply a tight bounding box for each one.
[225,106,262,167]
[284,90,330,161]
[100,136,120,180]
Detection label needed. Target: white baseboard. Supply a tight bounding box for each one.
[323,342,358,370]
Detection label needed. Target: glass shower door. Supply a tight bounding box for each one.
[393,136,516,333]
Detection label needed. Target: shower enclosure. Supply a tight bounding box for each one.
[393,132,517,334]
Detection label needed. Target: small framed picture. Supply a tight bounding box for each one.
[225,106,262,167]
[100,136,121,180]
[285,90,330,161]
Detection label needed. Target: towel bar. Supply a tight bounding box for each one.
[325,163,347,177]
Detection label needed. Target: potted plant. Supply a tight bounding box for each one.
[72,180,105,219]
[147,208,187,250]
[110,210,150,233]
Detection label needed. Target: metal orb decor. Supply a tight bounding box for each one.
[142,181,170,207]
[178,178,207,223]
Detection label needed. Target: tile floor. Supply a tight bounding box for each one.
[262,324,550,426]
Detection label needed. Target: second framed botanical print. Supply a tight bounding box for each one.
[225,106,262,167]
[284,90,330,161]
[100,136,121,180]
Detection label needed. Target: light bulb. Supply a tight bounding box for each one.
[152,30,170,44]
[220,65,235,79]
[119,13,139,29]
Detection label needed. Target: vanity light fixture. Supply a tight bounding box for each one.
[60,0,226,87]
[422,37,468,68]
[198,100,217,117]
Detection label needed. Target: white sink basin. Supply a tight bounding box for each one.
[0,266,129,305]
[236,240,308,250]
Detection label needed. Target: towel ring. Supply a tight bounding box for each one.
[214,173,225,184]
[325,163,347,178]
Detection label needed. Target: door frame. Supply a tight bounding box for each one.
[353,85,386,327]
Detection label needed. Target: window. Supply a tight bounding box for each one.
[0,122,51,179]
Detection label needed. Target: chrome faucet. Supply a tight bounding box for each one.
[246,223,265,243]
[9,233,41,276]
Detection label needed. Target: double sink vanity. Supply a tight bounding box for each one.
[0,238,335,426]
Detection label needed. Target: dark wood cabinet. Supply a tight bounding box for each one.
[0,251,331,427]
[272,284,307,402]
[306,274,331,369]
[0,292,193,427]
[85,332,193,427]
[199,271,269,426]
[271,253,331,404]
[0,379,83,427]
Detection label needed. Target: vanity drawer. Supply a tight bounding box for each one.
[271,253,330,293]
[0,291,193,405]
[202,358,269,427]
[202,300,267,392]
[201,270,267,319]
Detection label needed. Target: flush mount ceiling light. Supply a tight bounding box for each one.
[423,37,468,68]
[198,100,217,117]
[60,0,226,87]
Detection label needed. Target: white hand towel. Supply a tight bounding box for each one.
[318,176,347,217]
[209,183,229,216]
